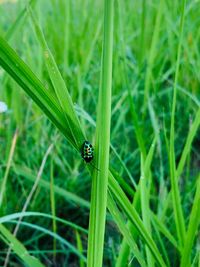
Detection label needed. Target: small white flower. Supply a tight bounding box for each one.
[0,101,8,113]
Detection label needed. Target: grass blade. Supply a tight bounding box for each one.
[143,0,164,115]
[29,7,85,149]
[76,230,85,267]
[50,157,57,259]
[0,130,18,206]
[169,0,187,246]
[14,165,90,209]
[0,224,45,267]
[0,36,75,147]
[87,1,114,266]
[4,0,37,41]
[176,107,200,179]
[160,107,200,224]
[7,220,87,262]
[0,211,87,234]
[151,212,180,251]
[140,138,157,267]
[109,173,166,267]
[180,174,200,267]
[108,193,147,267]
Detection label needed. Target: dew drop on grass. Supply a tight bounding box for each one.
[44,50,49,58]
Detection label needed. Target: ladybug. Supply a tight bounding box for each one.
[81,141,94,163]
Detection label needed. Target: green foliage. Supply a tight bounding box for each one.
[0,223,45,267]
[87,1,113,266]
[0,0,199,266]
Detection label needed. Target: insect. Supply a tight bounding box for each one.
[81,141,94,163]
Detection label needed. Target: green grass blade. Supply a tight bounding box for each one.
[76,230,85,267]
[50,158,57,258]
[117,0,146,159]
[151,212,180,251]
[29,7,85,149]
[0,211,87,234]
[0,36,75,147]
[115,138,156,266]
[151,221,171,267]
[160,106,200,224]
[140,137,157,267]
[4,0,37,41]
[115,238,131,267]
[14,165,90,209]
[180,174,200,267]
[139,0,147,66]
[110,167,135,197]
[169,0,186,246]
[108,193,147,267]
[115,137,157,266]
[109,173,166,267]
[87,1,114,266]
[110,145,138,190]
[0,130,18,206]
[0,224,45,267]
[7,220,86,262]
[143,0,164,115]
[176,107,200,179]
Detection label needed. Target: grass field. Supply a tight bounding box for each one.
[0,0,200,266]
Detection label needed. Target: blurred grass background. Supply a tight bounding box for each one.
[0,0,199,266]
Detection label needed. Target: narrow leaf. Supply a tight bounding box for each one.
[0,224,45,267]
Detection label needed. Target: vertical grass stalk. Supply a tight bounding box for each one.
[50,157,57,260]
[0,130,18,207]
[180,174,200,266]
[143,0,164,116]
[140,138,157,267]
[87,0,114,266]
[139,0,147,67]
[169,0,186,246]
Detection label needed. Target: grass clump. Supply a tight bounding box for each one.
[0,0,199,266]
